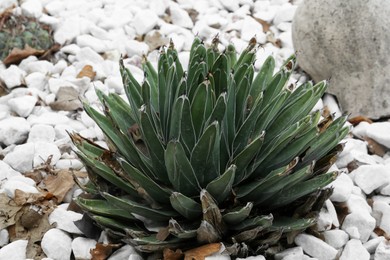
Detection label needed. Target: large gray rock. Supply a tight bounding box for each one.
[292,0,390,118]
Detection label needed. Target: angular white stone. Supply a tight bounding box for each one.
[125,40,149,57]
[107,245,137,260]
[365,122,390,149]
[346,194,371,214]
[372,201,390,235]
[364,236,386,254]
[294,234,338,259]
[0,229,9,247]
[55,159,84,170]
[0,239,28,260]
[353,165,390,194]
[54,17,90,45]
[241,15,267,43]
[28,124,55,143]
[33,142,61,167]
[374,240,390,260]
[273,3,297,25]
[76,47,104,63]
[105,76,124,93]
[71,237,96,260]
[128,254,145,260]
[28,112,70,126]
[316,208,333,231]
[340,239,369,260]
[44,0,64,16]
[76,34,109,53]
[2,178,40,198]
[21,0,43,18]
[8,96,37,117]
[274,247,303,260]
[0,161,21,182]
[48,207,83,234]
[41,228,72,260]
[169,3,194,28]
[3,143,35,173]
[323,229,349,249]
[25,60,54,74]
[0,117,30,146]
[133,10,159,35]
[328,173,353,202]
[0,65,26,89]
[25,72,47,90]
[325,200,340,228]
[205,254,231,260]
[341,211,376,243]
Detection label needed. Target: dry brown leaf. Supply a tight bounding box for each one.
[163,248,184,260]
[3,45,45,65]
[253,17,271,33]
[348,115,373,126]
[91,243,121,260]
[49,86,82,111]
[0,193,23,229]
[364,136,387,157]
[184,243,221,260]
[374,227,390,240]
[77,65,96,80]
[13,189,45,206]
[144,31,169,50]
[43,170,75,203]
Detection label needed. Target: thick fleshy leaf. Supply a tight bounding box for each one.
[250,56,275,101]
[206,164,236,203]
[222,202,253,224]
[230,214,273,231]
[191,80,214,137]
[170,192,202,220]
[103,192,179,222]
[165,141,200,196]
[75,197,137,221]
[168,219,197,239]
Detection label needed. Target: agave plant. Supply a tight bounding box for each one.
[71,37,349,257]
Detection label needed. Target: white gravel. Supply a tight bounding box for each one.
[0,0,390,259]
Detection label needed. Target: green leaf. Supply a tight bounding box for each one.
[250,56,275,102]
[206,164,236,203]
[230,214,273,231]
[170,192,202,220]
[222,202,253,224]
[191,80,213,137]
[179,96,196,154]
[75,197,137,221]
[269,217,316,232]
[118,158,172,204]
[190,122,219,185]
[165,141,200,196]
[103,192,179,222]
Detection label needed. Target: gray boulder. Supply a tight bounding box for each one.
[292,0,390,118]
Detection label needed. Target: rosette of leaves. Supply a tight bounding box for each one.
[0,11,54,62]
[71,37,349,257]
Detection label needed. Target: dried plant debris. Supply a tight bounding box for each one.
[0,7,56,65]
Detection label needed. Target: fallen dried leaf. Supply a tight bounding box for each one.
[184,243,221,260]
[49,86,82,111]
[91,243,121,260]
[0,193,23,229]
[253,17,271,33]
[14,189,45,206]
[3,45,45,65]
[77,65,96,80]
[43,170,75,203]
[364,136,387,157]
[144,31,169,51]
[348,115,373,126]
[164,248,184,260]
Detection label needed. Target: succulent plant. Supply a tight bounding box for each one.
[71,37,349,257]
[0,12,54,61]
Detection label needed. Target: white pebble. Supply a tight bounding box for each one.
[28,112,70,126]
[33,142,61,167]
[0,161,21,183]
[316,207,333,231]
[76,47,104,63]
[28,124,56,143]
[25,72,48,90]
[133,10,159,35]
[76,34,110,53]
[364,122,390,149]
[364,236,386,254]
[328,173,353,202]
[341,211,376,243]
[21,0,42,18]
[3,143,35,173]
[72,237,96,260]
[2,177,39,198]
[105,76,124,93]
[0,229,9,247]
[55,159,84,170]
[340,239,369,260]
[107,245,137,260]
[0,117,30,146]
[273,3,297,25]
[8,96,37,117]
[323,229,349,249]
[125,40,149,57]
[274,247,303,260]
[0,65,26,89]
[25,60,54,74]
[41,228,72,260]
[48,207,83,234]
[54,17,88,45]
[372,201,390,235]
[374,240,390,260]
[294,233,338,259]
[0,239,28,260]
[240,15,267,43]
[353,165,390,194]
[169,3,194,28]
